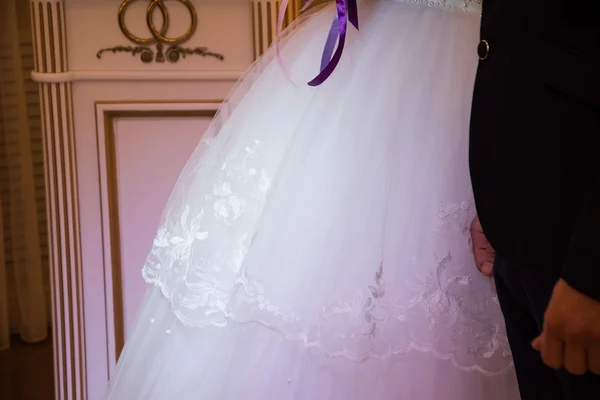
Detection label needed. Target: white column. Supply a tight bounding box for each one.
[30,1,87,399]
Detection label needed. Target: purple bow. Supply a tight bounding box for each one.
[276,0,359,87]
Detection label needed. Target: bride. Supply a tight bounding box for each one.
[103,0,519,398]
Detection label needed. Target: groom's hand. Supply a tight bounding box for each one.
[532,279,600,375]
[470,215,495,276]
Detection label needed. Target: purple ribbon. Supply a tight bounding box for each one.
[319,15,340,72]
[308,0,359,87]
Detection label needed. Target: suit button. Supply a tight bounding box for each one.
[477,40,489,60]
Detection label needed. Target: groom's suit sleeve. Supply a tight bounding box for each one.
[560,54,600,301]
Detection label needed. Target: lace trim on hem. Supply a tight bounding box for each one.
[145,278,514,377]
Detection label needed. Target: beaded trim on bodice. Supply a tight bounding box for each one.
[398,0,482,13]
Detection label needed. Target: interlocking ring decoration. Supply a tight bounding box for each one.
[97,0,224,64]
[118,0,197,46]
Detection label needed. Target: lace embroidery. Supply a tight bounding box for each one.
[405,252,471,327]
[434,200,473,234]
[206,140,271,225]
[232,250,300,324]
[143,137,511,375]
[364,263,385,337]
[143,138,273,327]
[299,251,510,372]
[153,207,209,264]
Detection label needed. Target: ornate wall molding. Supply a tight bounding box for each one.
[251,0,301,60]
[31,70,245,83]
[30,0,87,399]
[96,0,225,64]
[30,0,304,85]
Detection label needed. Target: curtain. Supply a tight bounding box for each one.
[0,0,50,350]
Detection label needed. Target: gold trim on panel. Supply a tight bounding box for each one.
[96,99,225,105]
[257,3,264,57]
[251,3,257,61]
[30,1,39,72]
[67,80,87,398]
[47,2,56,73]
[47,83,68,400]
[38,2,47,73]
[267,2,273,45]
[102,111,125,361]
[31,70,245,83]
[33,1,87,399]
[56,2,65,73]
[100,107,219,360]
[58,84,73,400]
[56,82,78,400]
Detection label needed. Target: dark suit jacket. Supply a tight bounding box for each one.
[469,0,600,300]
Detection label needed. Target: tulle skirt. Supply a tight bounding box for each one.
[104,0,520,398]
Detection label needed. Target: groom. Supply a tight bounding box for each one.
[468,0,600,399]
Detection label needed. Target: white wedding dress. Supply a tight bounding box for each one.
[104,0,520,398]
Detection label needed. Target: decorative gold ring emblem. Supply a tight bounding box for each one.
[118,0,198,46]
[97,0,223,64]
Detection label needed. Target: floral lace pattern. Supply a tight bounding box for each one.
[143,139,272,327]
[300,251,511,374]
[142,133,512,376]
[434,200,473,234]
[207,140,271,225]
